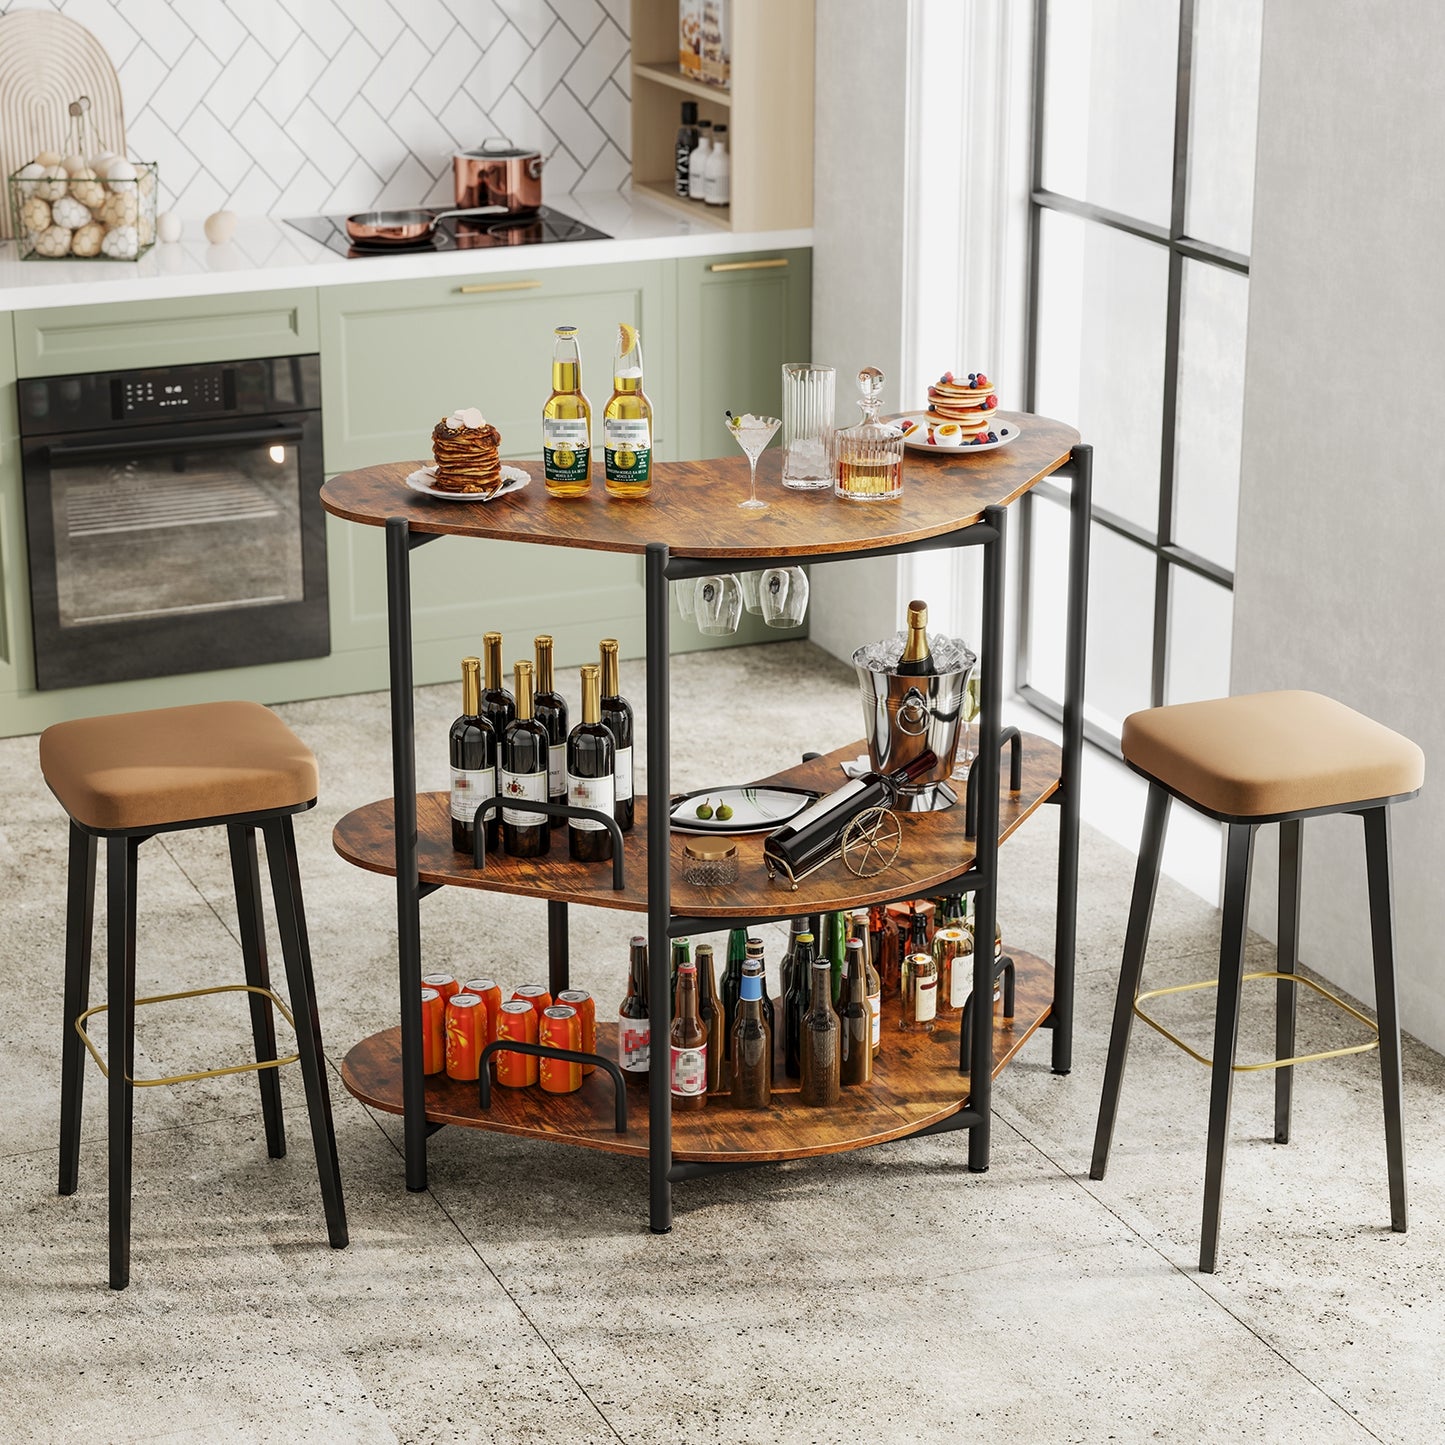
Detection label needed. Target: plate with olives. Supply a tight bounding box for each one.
[669,785,821,836]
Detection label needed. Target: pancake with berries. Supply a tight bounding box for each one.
[927,370,1000,430]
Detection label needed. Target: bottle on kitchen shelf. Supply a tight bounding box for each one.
[675,100,700,197]
[799,958,841,1106]
[721,928,747,1060]
[896,600,935,676]
[846,908,883,1056]
[533,635,568,827]
[480,631,516,740]
[566,663,615,863]
[598,639,634,830]
[603,323,653,497]
[542,325,591,496]
[871,903,899,1002]
[687,119,713,200]
[824,909,847,1007]
[745,937,776,1039]
[618,934,650,1081]
[783,930,816,1079]
[780,916,810,999]
[840,939,873,1086]
[500,660,550,859]
[730,958,772,1109]
[900,949,938,1033]
[449,656,497,856]
[670,937,691,1022]
[703,123,729,207]
[695,942,725,1093]
[670,960,708,1109]
[933,896,974,1015]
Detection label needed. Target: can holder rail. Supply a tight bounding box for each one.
[965,727,1023,839]
[471,796,627,889]
[476,1040,630,1132]
[959,953,1017,1075]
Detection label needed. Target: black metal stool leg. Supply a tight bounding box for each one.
[107,834,139,1290]
[261,816,348,1248]
[1200,822,1255,1274]
[1090,783,1170,1180]
[1275,820,1302,1144]
[59,821,97,1196]
[1363,806,1407,1233]
[228,825,286,1160]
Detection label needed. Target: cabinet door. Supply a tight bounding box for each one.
[673,249,812,462]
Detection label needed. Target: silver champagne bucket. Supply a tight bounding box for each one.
[852,639,976,811]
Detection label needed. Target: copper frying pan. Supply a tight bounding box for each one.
[344,205,507,245]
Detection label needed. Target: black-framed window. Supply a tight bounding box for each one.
[1019,0,1262,750]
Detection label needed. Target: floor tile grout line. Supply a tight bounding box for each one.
[993,1112,1388,1443]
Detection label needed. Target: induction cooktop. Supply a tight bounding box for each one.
[285,206,610,259]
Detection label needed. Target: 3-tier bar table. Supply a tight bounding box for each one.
[321,414,1090,1232]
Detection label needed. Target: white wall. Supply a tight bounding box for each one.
[1233,0,1445,1046]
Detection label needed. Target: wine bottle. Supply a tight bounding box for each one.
[695,942,725,1093]
[542,325,592,497]
[933,896,973,1014]
[618,934,650,1082]
[799,958,841,1106]
[896,599,935,676]
[534,634,569,827]
[900,950,938,1033]
[500,660,550,858]
[730,958,771,1109]
[783,930,815,1080]
[449,656,497,856]
[840,939,873,1086]
[669,961,707,1109]
[566,663,615,863]
[481,631,516,739]
[721,928,747,1060]
[598,638,634,832]
[847,909,883,1057]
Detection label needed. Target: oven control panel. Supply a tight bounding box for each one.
[118,368,227,417]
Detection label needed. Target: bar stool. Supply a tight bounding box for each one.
[1090,690,1423,1272]
[41,700,348,1289]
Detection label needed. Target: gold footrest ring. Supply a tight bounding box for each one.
[1133,970,1379,1071]
[75,984,300,1087]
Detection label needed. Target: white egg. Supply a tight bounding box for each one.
[933,424,964,447]
[203,210,237,244]
[51,195,91,229]
[104,157,138,185]
[100,224,139,259]
[16,161,44,180]
[86,151,116,172]
[157,211,182,243]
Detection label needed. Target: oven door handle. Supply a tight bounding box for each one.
[44,423,307,463]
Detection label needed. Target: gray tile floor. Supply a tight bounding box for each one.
[2,641,1439,1443]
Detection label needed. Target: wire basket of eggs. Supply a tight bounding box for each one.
[8,96,158,261]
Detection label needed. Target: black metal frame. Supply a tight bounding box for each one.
[376,444,1091,1231]
[1020,0,1247,742]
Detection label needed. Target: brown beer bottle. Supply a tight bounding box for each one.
[799,958,841,1106]
[695,942,725,1093]
[839,938,873,1086]
[730,958,772,1108]
[669,961,707,1109]
[618,934,650,1083]
[847,908,883,1057]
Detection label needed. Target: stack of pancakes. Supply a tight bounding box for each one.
[430,408,503,495]
[926,372,999,440]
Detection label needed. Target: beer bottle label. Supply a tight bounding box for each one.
[543,417,590,483]
[500,768,548,827]
[914,977,937,1023]
[670,1043,707,1096]
[619,1017,650,1072]
[567,772,616,830]
[613,745,634,802]
[450,766,495,823]
[868,991,881,1048]
[604,418,651,482]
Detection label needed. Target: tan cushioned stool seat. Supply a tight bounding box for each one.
[1122,691,1424,819]
[39,701,318,833]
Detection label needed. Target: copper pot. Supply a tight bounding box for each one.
[453,139,543,216]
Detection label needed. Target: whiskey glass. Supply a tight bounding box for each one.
[782,363,835,489]
[759,566,808,628]
[694,574,743,635]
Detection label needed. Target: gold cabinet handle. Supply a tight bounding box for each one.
[457,280,543,294]
[707,258,789,272]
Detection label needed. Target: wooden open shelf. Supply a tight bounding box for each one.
[342,949,1053,1163]
[633,59,732,106]
[631,177,731,228]
[333,736,1062,921]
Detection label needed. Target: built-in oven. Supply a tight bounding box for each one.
[19,356,328,691]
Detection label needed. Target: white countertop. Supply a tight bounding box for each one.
[0,189,811,313]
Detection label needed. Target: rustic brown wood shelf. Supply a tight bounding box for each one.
[343,950,1053,1163]
[332,736,1062,920]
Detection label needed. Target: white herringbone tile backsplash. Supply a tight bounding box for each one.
[0,0,632,216]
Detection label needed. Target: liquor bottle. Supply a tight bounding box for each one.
[542,325,592,496]
[730,958,772,1109]
[669,961,707,1109]
[896,600,935,676]
[603,322,653,496]
[687,119,712,200]
[900,950,938,1033]
[783,930,816,1080]
[721,928,747,1060]
[566,663,615,863]
[799,958,841,1106]
[695,942,725,1093]
[909,904,930,963]
[480,631,516,740]
[847,909,883,1056]
[500,660,550,858]
[449,656,497,855]
[933,896,973,1014]
[824,910,847,1007]
[839,939,873,1086]
[872,903,900,1000]
[780,916,810,999]
[670,937,691,1021]
[598,639,634,831]
[674,100,699,197]
[745,937,775,1036]
[533,634,569,827]
[618,934,650,1082]
[704,122,729,206]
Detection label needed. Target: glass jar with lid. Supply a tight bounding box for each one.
[834,366,904,502]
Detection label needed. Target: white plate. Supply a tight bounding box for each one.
[404,463,530,501]
[670,785,820,835]
[897,415,1019,454]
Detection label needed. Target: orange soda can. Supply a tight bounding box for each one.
[420,988,446,1075]
[421,973,460,1003]
[462,978,503,1044]
[539,1005,583,1093]
[555,988,596,1073]
[445,993,485,1081]
[513,984,552,1019]
[495,999,539,1087]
